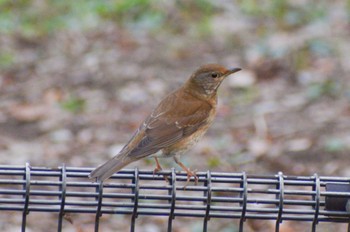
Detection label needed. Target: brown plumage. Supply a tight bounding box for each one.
[89,64,241,182]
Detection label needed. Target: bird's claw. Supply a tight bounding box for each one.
[153,166,162,176]
[153,166,169,183]
[183,169,198,188]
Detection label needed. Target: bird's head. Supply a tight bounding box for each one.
[185,64,241,98]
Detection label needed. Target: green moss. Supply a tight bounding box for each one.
[0,52,14,68]
[307,80,340,100]
[324,138,345,153]
[207,156,221,168]
[61,97,85,113]
[0,0,215,38]
[238,0,326,30]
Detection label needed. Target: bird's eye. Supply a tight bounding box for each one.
[211,73,219,78]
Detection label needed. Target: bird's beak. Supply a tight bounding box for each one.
[226,67,242,76]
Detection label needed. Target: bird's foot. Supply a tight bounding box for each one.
[183,169,198,188]
[173,158,199,188]
[153,166,162,175]
[153,166,169,183]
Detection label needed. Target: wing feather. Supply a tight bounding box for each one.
[127,91,213,158]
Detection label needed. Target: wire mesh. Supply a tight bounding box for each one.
[0,163,349,232]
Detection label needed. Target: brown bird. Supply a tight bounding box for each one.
[89,64,241,183]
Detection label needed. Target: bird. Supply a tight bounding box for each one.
[89,64,241,183]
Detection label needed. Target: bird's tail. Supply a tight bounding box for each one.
[88,151,132,182]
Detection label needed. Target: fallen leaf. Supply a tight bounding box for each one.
[8,104,48,122]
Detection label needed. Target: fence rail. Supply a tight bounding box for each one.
[0,163,349,232]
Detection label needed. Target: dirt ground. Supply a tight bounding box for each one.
[0,1,349,231]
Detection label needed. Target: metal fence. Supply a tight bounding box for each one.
[0,163,349,232]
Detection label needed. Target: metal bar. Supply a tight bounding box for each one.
[312,173,320,232]
[58,164,66,232]
[94,180,103,232]
[203,170,212,232]
[167,168,176,232]
[239,172,247,232]
[275,172,284,232]
[21,162,31,232]
[0,164,350,231]
[130,168,139,232]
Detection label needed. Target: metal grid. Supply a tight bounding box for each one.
[0,163,350,232]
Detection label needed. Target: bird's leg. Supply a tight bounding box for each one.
[153,157,162,174]
[153,157,169,182]
[174,157,198,186]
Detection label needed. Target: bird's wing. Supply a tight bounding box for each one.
[125,91,213,159]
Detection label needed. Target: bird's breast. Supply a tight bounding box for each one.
[161,108,216,157]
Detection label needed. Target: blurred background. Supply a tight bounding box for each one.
[0,0,349,231]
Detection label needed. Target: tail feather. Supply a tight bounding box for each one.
[89,151,132,182]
